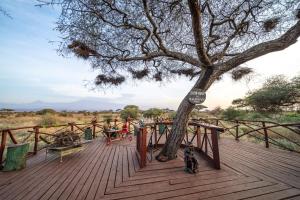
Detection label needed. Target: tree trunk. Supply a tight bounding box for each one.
[156,68,215,161]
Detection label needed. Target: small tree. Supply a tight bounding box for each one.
[233,75,300,113]
[42,0,300,161]
[36,108,56,115]
[143,108,163,118]
[120,105,139,120]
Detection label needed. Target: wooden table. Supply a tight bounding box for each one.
[104,129,121,145]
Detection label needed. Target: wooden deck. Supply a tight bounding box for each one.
[0,137,300,200]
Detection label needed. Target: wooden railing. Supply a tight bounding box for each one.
[0,118,129,167]
[135,125,147,168]
[135,120,224,169]
[195,118,300,153]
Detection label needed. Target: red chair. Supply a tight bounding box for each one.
[119,123,132,141]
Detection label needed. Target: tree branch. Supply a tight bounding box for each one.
[188,0,211,67]
[217,20,300,74]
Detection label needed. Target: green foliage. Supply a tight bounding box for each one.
[222,107,246,120]
[276,112,300,123]
[168,111,177,120]
[59,112,73,117]
[102,115,113,123]
[38,114,57,126]
[0,108,14,112]
[36,108,56,115]
[233,75,300,113]
[143,108,163,118]
[120,105,139,120]
[209,106,223,116]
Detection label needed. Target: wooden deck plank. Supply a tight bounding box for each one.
[0,137,299,200]
[47,141,109,200]
[84,145,114,200]
[121,177,263,200]
[92,145,117,199]
[245,188,300,200]
[204,183,291,200]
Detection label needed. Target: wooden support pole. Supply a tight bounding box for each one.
[0,130,8,167]
[8,130,17,144]
[204,128,208,154]
[196,126,201,148]
[33,126,39,155]
[211,128,221,169]
[92,120,96,139]
[154,124,157,147]
[114,118,117,127]
[141,127,147,168]
[235,120,239,141]
[70,123,74,132]
[262,122,269,148]
[127,118,131,134]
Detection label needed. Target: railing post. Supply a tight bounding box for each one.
[154,123,158,147]
[138,126,147,168]
[33,126,40,155]
[0,130,8,168]
[69,123,74,132]
[142,127,147,168]
[127,118,131,134]
[92,120,96,139]
[211,128,221,169]
[196,126,201,148]
[235,120,239,141]
[262,122,269,148]
[114,118,117,127]
[204,128,208,154]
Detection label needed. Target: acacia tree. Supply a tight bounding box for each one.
[41,0,300,161]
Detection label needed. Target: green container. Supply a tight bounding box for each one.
[159,124,166,135]
[84,127,93,140]
[3,143,29,171]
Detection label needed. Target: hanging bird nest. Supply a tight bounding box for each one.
[296,9,300,19]
[130,68,149,79]
[231,67,253,81]
[95,74,125,86]
[67,40,98,59]
[153,72,162,81]
[170,68,195,77]
[263,18,280,32]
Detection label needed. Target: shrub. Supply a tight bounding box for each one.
[36,108,56,115]
[39,114,57,126]
[143,108,163,118]
[222,107,245,120]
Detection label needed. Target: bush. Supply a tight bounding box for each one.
[143,108,163,118]
[36,108,56,115]
[39,114,57,126]
[222,107,245,120]
[102,115,113,123]
[59,112,73,117]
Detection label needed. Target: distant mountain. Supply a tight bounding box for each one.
[0,98,124,112]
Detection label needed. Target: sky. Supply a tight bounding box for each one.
[0,0,299,110]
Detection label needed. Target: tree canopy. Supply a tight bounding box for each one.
[143,108,163,118]
[42,0,300,88]
[232,75,300,112]
[120,105,139,120]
